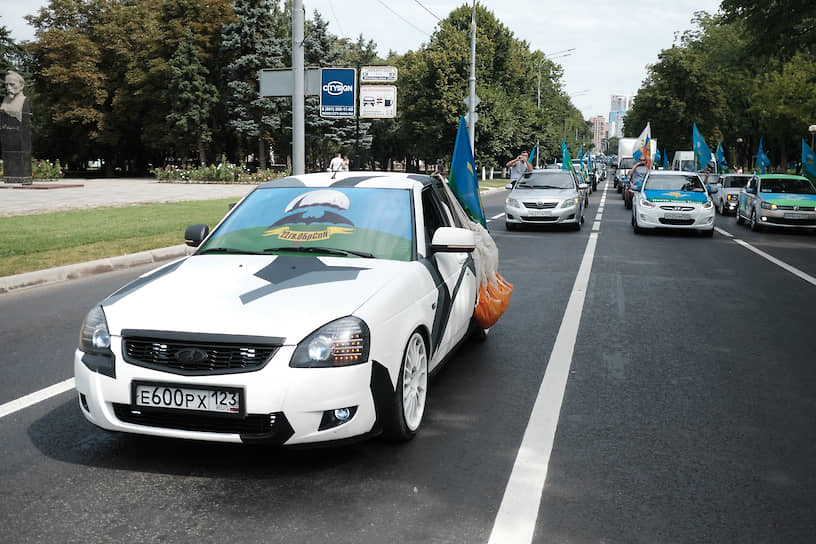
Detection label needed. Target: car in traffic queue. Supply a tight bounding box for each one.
[713,173,751,215]
[631,170,717,236]
[74,172,488,446]
[736,174,816,231]
[504,169,587,230]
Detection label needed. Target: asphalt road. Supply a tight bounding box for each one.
[1,180,815,543]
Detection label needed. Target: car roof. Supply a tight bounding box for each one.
[530,168,573,174]
[647,170,701,176]
[258,171,437,190]
[758,174,810,181]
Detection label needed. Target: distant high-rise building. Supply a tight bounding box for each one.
[589,116,608,152]
[609,94,633,139]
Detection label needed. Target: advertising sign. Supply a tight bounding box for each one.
[320,68,356,118]
[360,85,397,119]
[360,66,398,83]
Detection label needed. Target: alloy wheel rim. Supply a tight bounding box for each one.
[402,334,428,431]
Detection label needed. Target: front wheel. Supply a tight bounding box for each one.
[736,209,745,225]
[384,331,428,441]
[632,213,643,234]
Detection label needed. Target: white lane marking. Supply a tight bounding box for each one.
[733,239,816,287]
[0,378,76,419]
[488,232,599,544]
[714,226,733,237]
[491,213,505,220]
[592,221,601,231]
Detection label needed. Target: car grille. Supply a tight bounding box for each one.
[775,205,816,211]
[523,201,558,209]
[522,216,559,222]
[659,218,695,225]
[659,205,695,211]
[122,330,281,375]
[765,216,816,226]
[112,404,294,443]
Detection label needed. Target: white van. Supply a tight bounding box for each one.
[672,151,695,172]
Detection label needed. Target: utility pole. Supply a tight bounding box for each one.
[467,1,477,154]
[292,0,305,174]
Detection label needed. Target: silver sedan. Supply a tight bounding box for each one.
[504,169,587,231]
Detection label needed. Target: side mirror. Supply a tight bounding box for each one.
[184,224,210,247]
[578,183,588,190]
[430,227,475,254]
[746,187,756,194]
[505,183,513,190]
[707,184,719,194]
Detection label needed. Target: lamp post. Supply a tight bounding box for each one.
[736,137,743,171]
[809,125,816,148]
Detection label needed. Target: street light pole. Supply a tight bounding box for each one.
[535,49,574,168]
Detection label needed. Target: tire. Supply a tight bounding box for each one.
[701,227,714,237]
[624,195,632,210]
[736,209,745,225]
[750,209,762,232]
[505,221,517,231]
[573,217,582,230]
[384,331,428,441]
[632,213,643,234]
[471,321,489,342]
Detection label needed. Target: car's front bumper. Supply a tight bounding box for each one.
[756,208,816,228]
[634,204,715,230]
[505,202,581,225]
[74,344,385,445]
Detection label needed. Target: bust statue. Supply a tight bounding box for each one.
[1,70,32,184]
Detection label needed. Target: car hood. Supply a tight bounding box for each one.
[510,187,577,201]
[643,190,708,204]
[757,192,816,207]
[101,254,407,343]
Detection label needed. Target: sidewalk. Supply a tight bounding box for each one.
[0,178,256,294]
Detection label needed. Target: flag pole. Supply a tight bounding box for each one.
[468,1,476,156]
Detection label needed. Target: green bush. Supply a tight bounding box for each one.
[25,159,64,180]
[150,155,288,183]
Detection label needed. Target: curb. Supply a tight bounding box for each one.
[0,245,193,295]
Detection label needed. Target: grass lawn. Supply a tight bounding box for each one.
[0,199,236,277]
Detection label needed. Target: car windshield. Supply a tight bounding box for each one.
[759,178,816,194]
[517,172,576,189]
[199,186,415,261]
[723,176,750,188]
[644,174,706,192]
[620,158,635,169]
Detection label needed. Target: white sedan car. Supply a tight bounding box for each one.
[631,171,716,236]
[75,173,485,446]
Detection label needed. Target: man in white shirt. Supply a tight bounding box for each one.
[329,152,344,172]
[506,150,533,185]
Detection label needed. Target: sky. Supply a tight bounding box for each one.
[1,0,723,120]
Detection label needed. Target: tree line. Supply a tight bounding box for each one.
[0,0,589,177]
[623,0,816,170]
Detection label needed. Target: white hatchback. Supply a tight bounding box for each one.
[631,171,716,236]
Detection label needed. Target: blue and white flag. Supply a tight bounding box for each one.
[448,116,485,226]
[715,141,729,173]
[802,138,816,183]
[692,123,713,171]
[756,138,771,174]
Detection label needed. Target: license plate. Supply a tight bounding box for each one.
[784,212,807,219]
[526,209,552,217]
[664,212,690,220]
[132,382,243,415]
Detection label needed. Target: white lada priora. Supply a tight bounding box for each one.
[75,173,487,446]
[631,171,716,236]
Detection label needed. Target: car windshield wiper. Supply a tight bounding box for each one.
[198,247,265,255]
[264,246,375,258]
[533,185,563,189]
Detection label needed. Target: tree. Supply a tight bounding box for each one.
[720,0,816,61]
[166,28,218,164]
[0,22,26,75]
[220,0,286,170]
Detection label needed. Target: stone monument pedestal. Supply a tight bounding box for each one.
[2,110,32,185]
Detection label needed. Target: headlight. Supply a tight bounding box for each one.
[290,316,370,368]
[506,198,520,207]
[761,201,776,210]
[639,198,655,208]
[702,200,713,209]
[79,305,115,377]
[727,194,737,201]
[560,197,579,208]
